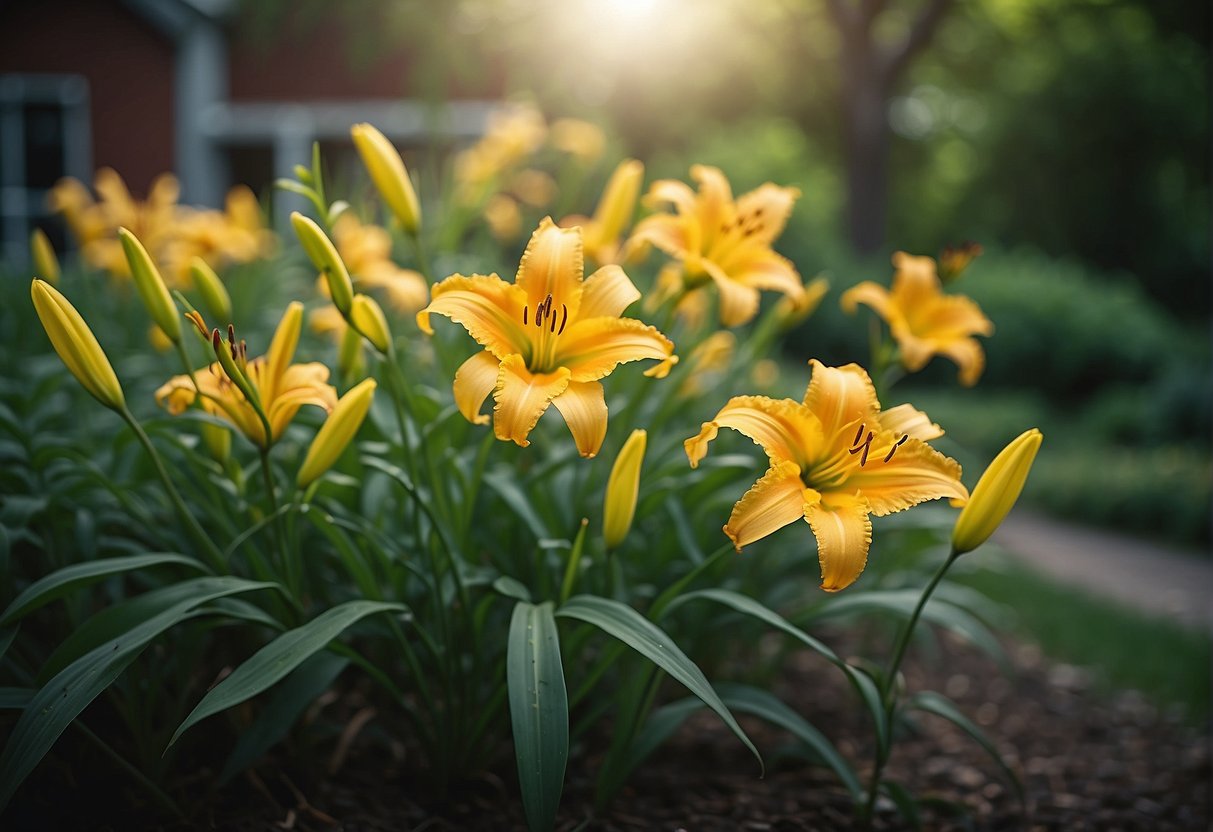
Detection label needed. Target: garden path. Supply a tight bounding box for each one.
[992,510,1212,632]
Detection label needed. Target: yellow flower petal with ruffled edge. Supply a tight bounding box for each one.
[686,395,823,468]
[724,460,815,551]
[802,359,882,439]
[416,274,530,360]
[579,265,641,319]
[805,493,873,592]
[454,350,502,425]
[515,218,584,319]
[556,317,675,383]
[492,354,571,447]
[551,380,608,458]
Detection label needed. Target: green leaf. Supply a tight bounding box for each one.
[880,779,922,828]
[0,553,207,628]
[556,595,762,773]
[219,652,348,784]
[716,683,863,801]
[507,602,568,832]
[484,469,550,540]
[169,600,404,748]
[669,588,888,754]
[908,691,1024,805]
[0,627,16,663]
[494,576,532,603]
[0,576,278,810]
[808,590,1009,670]
[624,698,704,775]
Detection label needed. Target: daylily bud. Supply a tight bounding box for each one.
[30,279,125,410]
[586,159,644,255]
[292,212,354,315]
[603,429,646,550]
[119,228,182,343]
[952,428,1043,555]
[297,378,377,488]
[938,241,983,284]
[201,421,230,466]
[351,122,421,235]
[189,257,232,322]
[338,324,365,381]
[350,294,392,353]
[30,229,60,285]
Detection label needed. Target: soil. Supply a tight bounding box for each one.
[192,634,1211,832]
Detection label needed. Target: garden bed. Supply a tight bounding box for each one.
[138,634,1212,831]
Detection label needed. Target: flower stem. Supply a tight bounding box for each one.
[119,407,225,572]
[860,548,958,824]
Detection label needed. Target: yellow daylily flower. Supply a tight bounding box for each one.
[330,213,428,313]
[417,217,676,458]
[484,194,523,243]
[628,165,806,327]
[686,360,968,592]
[561,159,644,267]
[454,103,548,204]
[841,252,994,386]
[550,118,606,163]
[156,302,337,448]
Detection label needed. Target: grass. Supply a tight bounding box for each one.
[951,553,1211,721]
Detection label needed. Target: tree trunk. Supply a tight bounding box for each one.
[841,47,890,254]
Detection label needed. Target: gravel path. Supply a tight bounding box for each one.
[992,510,1211,631]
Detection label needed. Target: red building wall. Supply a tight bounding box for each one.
[0,0,176,195]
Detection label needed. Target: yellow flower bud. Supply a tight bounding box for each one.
[292,212,354,315]
[351,122,421,235]
[338,324,365,381]
[30,229,60,285]
[952,429,1043,555]
[297,378,377,488]
[30,279,125,410]
[189,257,232,322]
[201,421,230,466]
[350,294,392,353]
[585,159,644,255]
[119,227,181,343]
[603,429,647,550]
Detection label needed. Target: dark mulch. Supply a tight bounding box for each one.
[8,633,1209,830]
[203,634,1209,832]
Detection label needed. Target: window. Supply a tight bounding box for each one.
[0,74,91,266]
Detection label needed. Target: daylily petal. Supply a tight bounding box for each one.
[551,379,608,458]
[417,273,530,359]
[264,302,304,403]
[704,260,761,327]
[556,317,675,383]
[805,493,873,592]
[802,359,882,438]
[889,252,941,310]
[839,280,895,320]
[265,362,337,442]
[724,460,814,551]
[579,264,641,319]
[893,331,935,372]
[686,395,823,468]
[845,435,968,516]
[734,183,798,245]
[690,165,736,246]
[515,218,584,319]
[935,336,987,387]
[453,350,501,425]
[627,213,693,261]
[643,178,698,215]
[729,249,804,300]
[492,353,571,447]
[879,403,943,442]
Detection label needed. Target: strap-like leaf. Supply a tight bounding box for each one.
[219,652,349,784]
[0,576,277,810]
[716,683,863,800]
[669,588,888,754]
[507,602,568,832]
[0,553,207,628]
[169,600,404,748]
[557,595,762,773]
[495,576,532,603]
[908,690,1024,805]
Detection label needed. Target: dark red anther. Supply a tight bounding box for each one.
[558,304,568,335]
[523,306,528,325]
[883,433,909,463]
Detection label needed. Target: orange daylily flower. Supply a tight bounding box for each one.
[628,165,806,327]
[156,302,337,448]
[418,218,676,458]
[686,360,968,592]
[841,252,994,386]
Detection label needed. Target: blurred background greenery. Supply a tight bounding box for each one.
[247,0,1210,545]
